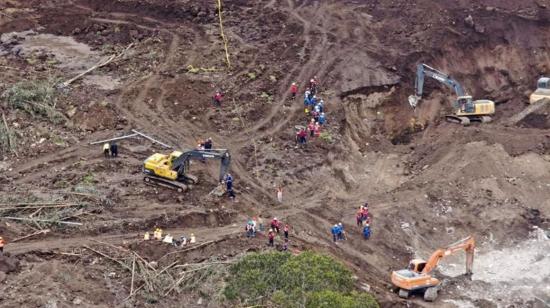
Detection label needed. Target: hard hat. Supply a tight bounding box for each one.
[310,79,314,82]
[338,223,342,226]
[334,224,338,227]
[0,236,3,240]
[269,229,273,232]
[274,217,277,220]
[292,82,296,85]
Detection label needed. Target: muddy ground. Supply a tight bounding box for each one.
[1,0,550,307]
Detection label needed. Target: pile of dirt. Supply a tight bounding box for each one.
[0,254,19,275]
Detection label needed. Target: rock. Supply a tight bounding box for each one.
[485,6,496,12]
[72,298,82,305]
[66,107,77,118]
[464,15,474,27]
[474,24,485,34]
[99,100,109,107]
[0,271,6,283]
[45,299,58,308]
[107,272,116,278]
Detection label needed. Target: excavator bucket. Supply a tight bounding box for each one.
[408,95,420,108]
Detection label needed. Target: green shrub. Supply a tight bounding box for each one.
[223,251,378,308]
[319,131,333,143]
[2,79,63,123]
[223,251,290,302]
[307,290,378,308]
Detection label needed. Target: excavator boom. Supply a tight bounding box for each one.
[422,236,475,274]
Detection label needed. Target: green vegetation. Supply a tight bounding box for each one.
[223,251,378,308]
[186,65,217,74]
[247,71,257,80]
[2,79,64,123]
[0,120,17,154]
[319,131,333,143]
[307,290,379,308]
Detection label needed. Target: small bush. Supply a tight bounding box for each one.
[319,131,333,143]
[2,79,64,123]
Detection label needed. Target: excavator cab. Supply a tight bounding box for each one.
[537,77,550,90]
[530,77,550,104]
[408,259,427,273]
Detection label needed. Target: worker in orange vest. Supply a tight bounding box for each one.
[0,236,5,254]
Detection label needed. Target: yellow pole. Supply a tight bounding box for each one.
[216,0,231,69]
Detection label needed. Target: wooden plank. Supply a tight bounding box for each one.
[2,216,83,226]
[131,130,173,148]
[89,133,138,145]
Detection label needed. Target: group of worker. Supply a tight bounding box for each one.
[330,202,372,243]
[244,217,290,251]
[196,137,214,150]
[293,77,327,145]
[102,142,118,158]
[144,227,196,247]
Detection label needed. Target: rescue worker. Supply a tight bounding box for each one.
[224,173,235,201]
[311,110,319,123]
[0,236,5,254]
[246,219,256,238]
[258,215,264,232]
[309,78,317,94]
[290,82,298,99]
[282,238,289,251]
[304,89,311,100]
[190,233,196,244]
[103,143,110,158]
[277,186,283,203]
[268,229,275,247]
[307,120,316,138]
[331,224,339,242]
[356,210,363,227]
[204,137,213,150]
[296,128,307,145]
[363,224,371,239]
[212,91,223,107]
[283,224,289,239]
[271,217,281,234]
[110,142,118,158]
[313,122,321,137]
[318,99,324,113]
[338,223,346,240]
[318,112,326,125]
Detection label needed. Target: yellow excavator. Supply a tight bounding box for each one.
[529,77,550,104]
[142,149,231,193]
[408,64,495,125]
[391,235,475,302]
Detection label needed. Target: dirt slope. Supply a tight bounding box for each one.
[0,0,550,307]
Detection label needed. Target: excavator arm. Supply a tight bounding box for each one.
[409,63,468,108]
[172,149,231,182]
[421,235,475,275]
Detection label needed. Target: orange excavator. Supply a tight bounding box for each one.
[391,236,475,302]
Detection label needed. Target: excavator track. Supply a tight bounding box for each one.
[445,115,471,126]
[143,175,188,193]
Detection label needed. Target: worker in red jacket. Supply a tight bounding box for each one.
[0,236,5,254]
[271,218,281,234]
[212,91,223,107]
[268,229,275,247]
[290,82,298,99]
